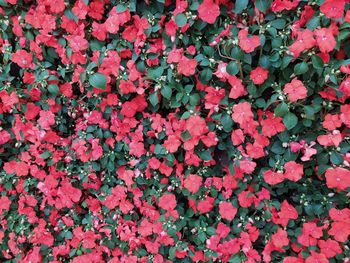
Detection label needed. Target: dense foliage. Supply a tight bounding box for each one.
[0,0,350,262]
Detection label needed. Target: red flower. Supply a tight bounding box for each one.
[184,174,202,193]
[289,29,316,57]
[250,67,269,85]
[314,28,336,53]
[323,114,342,130]
[12,50,33,68]
[325,167,350,191]
[238,29,261,53]
[340,105,350,127]
[271,0,299,12]
[284,161,303,182]
[197,197,214,214]
[283,78,308,102]
[65,35,89,52]
[177,56,197,76]
[260,115,285,138]
[198,0,220,24]
[271,228,289,249]
[119,80,137,94]
[159,194,177,211]
[275,200,298,227]
[231,102,254,125]
[0,196,11,213]
[263,170,284,185]
[320,0,345,19]
[228,75,247,99]
[38,110,56,130]
[318,239,342,258]
[219,201,237,220]
[163,135,182,153]
[305,251,328,263]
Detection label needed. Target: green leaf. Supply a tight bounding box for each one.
[161,86,172,100]
[198,150,212,161]
[89,73,107,89]
[233,0,248,14]
[48,84,60,95]
[294,62,309,75]
[226,61,239,75]
[330,152,343,165]
[311,55,324,69]
[255,0,272,13]
[175,13,187,27]
[274,102,289,117]
[181,130,192,141]
[283,112,298,130]
[149,92,159,106]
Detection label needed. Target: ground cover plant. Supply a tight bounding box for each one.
[0,0,350,262]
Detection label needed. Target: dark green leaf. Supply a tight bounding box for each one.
[89,73,107,89]
[175,13,187,27]
[283,112,298,130]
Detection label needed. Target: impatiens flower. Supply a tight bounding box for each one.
[283,78,308,102]
[271,228,289,248]
[198,0,220,24]
[197,197,215,214]
[159,194,177,211]
[228,75,247,99]
[317,130,342,147]
[325,167,350,191]
[177,56,197,76]
[289,29,316,57]
[231,102,254,125]
[284,161,304,182]
[38,110,56,130]
[263,170,285,185]
[12,49,33,68]
[274,200,299,227]
[297,222,323,247]
[328,208,350,242]
[305,251,328,263]
[314,28,336,53]
[271,0,299,12]
[318,239,342,258]
[219,201,237,220]
[320,0,345,19]
[238,29,261,53]
[323,114,342,130]
[250,67,269,85]
[340,105,350,127]
[184,174,202,193]
[65,35,89,52]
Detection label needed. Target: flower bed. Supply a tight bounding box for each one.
[0,0,350,262]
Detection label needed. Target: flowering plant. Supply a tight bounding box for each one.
[0,0,350,262]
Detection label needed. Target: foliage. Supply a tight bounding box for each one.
[0,0,349,262]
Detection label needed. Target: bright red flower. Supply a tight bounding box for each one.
[159,194,177,211]
[263,170,284,185]
[314,28,336,53]
[0,196,11,213]
[261,115,285,138]
[65,35,89,52]
[298,222,324,247]
[163,135,182,153]
[238,29,261,53]
[219,201,237,220]
[184,174,202,193]
[317,130,342,147]
[289,29,316,57]
[197,197,214,214]
[198,0,220,24]
[340,105,350,127]
[284,161,303,182]
[325,167,350,191]
[271,228,289,248]
[271,0,299,12]
[318,239,342,258]
[275,200,298,227]
[320,0,345,19]
[231,102,254,125]
[12,49,33,68]
[177,56,197,76]
[228,75,247,99]
[323,114,342,130]
[283,78,308,102]
[305,251,328,263]
[250,67,269,85]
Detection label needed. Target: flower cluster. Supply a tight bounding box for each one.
[0,0,350,262]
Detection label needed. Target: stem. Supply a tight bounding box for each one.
[217,46,244,80]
